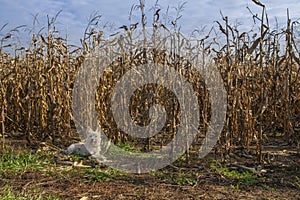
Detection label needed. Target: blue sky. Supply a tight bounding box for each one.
[1,0,300,46]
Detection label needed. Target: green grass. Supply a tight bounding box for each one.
[114,142,141,153]
[82,168,111,182]
[0,185,60,200]
[69,152,86,162]
[150,169,198,186]
[210,162,260,187]
[171,172,197,185]
[107,142,161,162]
[289,176,300,189]
[68,167,126,183]
[0,148,54,176]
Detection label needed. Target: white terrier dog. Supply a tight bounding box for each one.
[64,127,110,160]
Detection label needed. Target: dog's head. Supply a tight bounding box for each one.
[85,128,101,148]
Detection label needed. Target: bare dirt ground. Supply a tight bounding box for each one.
[1,137,299,200]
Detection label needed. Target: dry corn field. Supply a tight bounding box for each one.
[0,1,300,199]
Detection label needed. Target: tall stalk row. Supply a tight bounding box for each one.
[212,3,299,161]
[0,3,299,162]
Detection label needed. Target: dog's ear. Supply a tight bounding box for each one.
[95,126,101,133]
[87,127,93,133]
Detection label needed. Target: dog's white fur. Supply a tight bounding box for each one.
[64,142,90,156]
[84,127,101,155]
[64,127,110,159]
